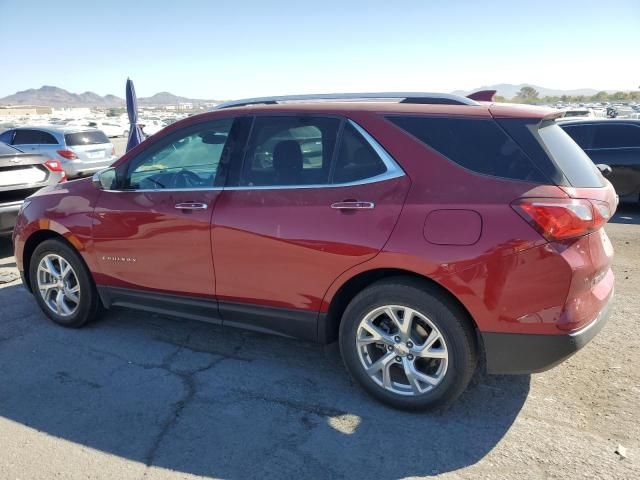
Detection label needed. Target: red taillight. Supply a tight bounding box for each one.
[512,198,611,241]
[56,149,78,160]
[43,159,67,182]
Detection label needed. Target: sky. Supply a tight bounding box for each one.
[1,0,639,99]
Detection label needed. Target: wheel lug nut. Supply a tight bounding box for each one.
[395,356,402,362]
[407,341,413,348]
[387,345,393,351]
[407,354,414,360]
[394,336,401,343]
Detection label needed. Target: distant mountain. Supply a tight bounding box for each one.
[0,86,216,107]
[452,84,612,99]
[138,91,201,106]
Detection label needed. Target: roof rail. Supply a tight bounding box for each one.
[212,92,479,110]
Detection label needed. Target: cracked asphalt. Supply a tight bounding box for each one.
[0,205,639,479]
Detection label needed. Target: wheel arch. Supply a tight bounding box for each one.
[319,268,480,345]
[22,230,86,292]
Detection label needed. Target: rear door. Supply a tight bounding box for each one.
[211,115,409,340]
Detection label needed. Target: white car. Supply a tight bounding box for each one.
[139,119,167,136]
[85,121,127,138]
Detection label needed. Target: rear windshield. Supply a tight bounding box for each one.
[537,123,604,188]
[64,131,109,146]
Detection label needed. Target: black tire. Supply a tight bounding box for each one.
[339,277,478,411]
[29,239,104,328]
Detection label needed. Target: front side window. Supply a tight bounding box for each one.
[240,116,340,186]
[123,119,233,190]
[12,129,42,145]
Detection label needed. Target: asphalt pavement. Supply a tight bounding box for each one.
[0,206,638,479]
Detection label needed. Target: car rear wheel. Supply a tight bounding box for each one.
[29,239,103,328]
[339,277,477,410]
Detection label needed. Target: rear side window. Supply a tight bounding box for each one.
[537,123,604,187]
[65,131,110,146]
[332,123,387,183]
[240,116,340,187]
[592,124,640,149]
[39,132,58,144]
[388,116,547,183]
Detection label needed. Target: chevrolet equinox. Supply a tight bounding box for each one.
[12,92,616,410]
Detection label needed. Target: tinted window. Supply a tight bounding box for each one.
[241,116,340,186]
[561,124,595,149]
[12,129,42,145]
[64,131,109,146]
[0,131,13,144]
[125,119,233,190]
[388,116,547,183]
[592,124,640,149]
[537,123,604,188]
[39,132,58,144]
[332,123,386,183]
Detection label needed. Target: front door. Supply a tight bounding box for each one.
[92,118,237,300]
[212,115,410,339]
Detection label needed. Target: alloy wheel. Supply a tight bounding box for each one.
[36,254,81,317]
[356,305,448,396]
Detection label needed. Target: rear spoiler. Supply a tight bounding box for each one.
[467,90,497,102]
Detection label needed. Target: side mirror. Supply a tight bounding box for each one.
[92,167,117,190]
[596,164,613,178]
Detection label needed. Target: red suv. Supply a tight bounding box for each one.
[12,93,616,410]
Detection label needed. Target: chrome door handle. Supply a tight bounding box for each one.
[174,202,208,210]
[330,201,375,210]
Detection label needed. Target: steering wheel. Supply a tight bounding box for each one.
[169,169,202,188]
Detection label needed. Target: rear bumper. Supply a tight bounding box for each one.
[0,201,22,236]
[482,289,613,374]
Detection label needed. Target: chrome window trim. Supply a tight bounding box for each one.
[104,120,405,193]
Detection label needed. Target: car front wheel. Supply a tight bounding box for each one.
[339,277,478,410]
[29,239,103,328]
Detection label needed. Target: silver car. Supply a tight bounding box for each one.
[0,126,117,177]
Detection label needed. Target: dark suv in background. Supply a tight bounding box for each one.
[560,119,640,203]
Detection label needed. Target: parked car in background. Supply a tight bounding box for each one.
[13,92,616,410]
[139,119,167,136]
[560,119,640,203]
[0,142,65,236]
[0,126,117,178]
[85,121,127,138]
